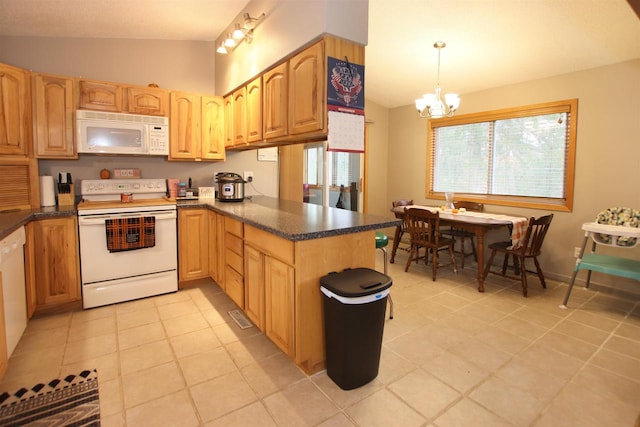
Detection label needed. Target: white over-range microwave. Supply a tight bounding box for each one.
[76,110,169,155]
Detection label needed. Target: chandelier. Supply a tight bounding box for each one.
[415,41,460,118]
[216,12,266,54]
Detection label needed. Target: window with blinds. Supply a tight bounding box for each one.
[427,99,577,211]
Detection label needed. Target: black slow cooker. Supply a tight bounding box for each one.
[215,172,245,202]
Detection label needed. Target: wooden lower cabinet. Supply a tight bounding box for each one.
[208,211,224,285]
[32,217,80,307]
[223,217,244,308]
[244,245,265,330]
[0,277,7,378]
[265,256,295,356]
[178,209,209,283]
[207,214,376,374]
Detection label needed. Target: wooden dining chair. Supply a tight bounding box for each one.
[404,207,457,281]
[483,214,554,296]
[390,199,413,263]
[441,201,484,268]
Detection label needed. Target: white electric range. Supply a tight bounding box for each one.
[77,179,178,308]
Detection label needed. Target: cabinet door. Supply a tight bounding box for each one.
[0,276,7,378]
[78,80,123,112]
[178,209,209,282]
[244,245,265,330]
[24,221,37,318]
[169,91,201,160]
[265,256,295,356]
[208,211,219,282]
[33,217,80,306]
[201,95,225,160]
[32,73,76,158]
[232,87,247,146]
[127,86,169,116]
[263,63,288,140]
[288,41,324,135]
[223,95,233,147]
[0,63,31,156]
[246,77,262,143]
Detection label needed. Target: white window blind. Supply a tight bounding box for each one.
[428,99,577,211]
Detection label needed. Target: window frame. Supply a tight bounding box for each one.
[426,99,578,212]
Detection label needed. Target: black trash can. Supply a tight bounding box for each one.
[320,267,392,390]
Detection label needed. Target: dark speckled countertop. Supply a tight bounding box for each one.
[0,197,400,242]
[0,205,77,240]
[178,196,400,241]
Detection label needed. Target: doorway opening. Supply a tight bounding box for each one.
[303,142,363,212]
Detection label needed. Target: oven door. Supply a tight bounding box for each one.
[78,209,177,284]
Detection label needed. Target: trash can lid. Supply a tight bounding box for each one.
[320,268,392,298]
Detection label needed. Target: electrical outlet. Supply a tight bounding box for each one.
[244,171,254,182]
[574,247,581,257]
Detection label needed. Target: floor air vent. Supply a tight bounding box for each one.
[228,309,253,329]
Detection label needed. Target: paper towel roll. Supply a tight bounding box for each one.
[40,175,56,207]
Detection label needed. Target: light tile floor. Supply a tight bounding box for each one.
[1,249,639,426]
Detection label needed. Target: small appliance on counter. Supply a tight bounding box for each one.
[215,172,245,202]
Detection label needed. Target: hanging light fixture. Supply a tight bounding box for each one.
[216,12,266,54]
[415,41,460,118]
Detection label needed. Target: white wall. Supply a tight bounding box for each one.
[214,0,369,94]
[379,59,640,294]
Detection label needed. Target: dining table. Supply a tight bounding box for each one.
[390,205,529,292]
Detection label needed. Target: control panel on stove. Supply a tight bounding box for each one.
[81,179,167,195]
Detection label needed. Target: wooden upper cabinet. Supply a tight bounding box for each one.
[288,41,324,135]
[223,95,233,147]
[169,91,200,160]
[246,76,262,143]
[263,63,288,140]
[201,95,225,160]
[79,79,123,112]
[0,63,31,156]
[127,86,169,116]
[232,87,247,146]
[32,73,76,158]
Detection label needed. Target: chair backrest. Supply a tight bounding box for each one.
[521,214,554,256]
[453,201,483,212]
[404,207,442,247]
[393,199,414,229]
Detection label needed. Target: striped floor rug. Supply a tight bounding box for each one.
[0,369,100,426]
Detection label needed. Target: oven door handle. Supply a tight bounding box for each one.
[78,211,176,225]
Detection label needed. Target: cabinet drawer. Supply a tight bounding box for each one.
[225,217,243,237]
[225,232,243,256]
[225,265,244,308]
[245,225,294,265]
[225,248,243,275]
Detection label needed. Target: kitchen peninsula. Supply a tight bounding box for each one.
[178,196,400,374]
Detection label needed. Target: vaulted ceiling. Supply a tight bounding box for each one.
[1,0,638,108]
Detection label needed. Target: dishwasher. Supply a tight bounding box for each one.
[0,226,27,357]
